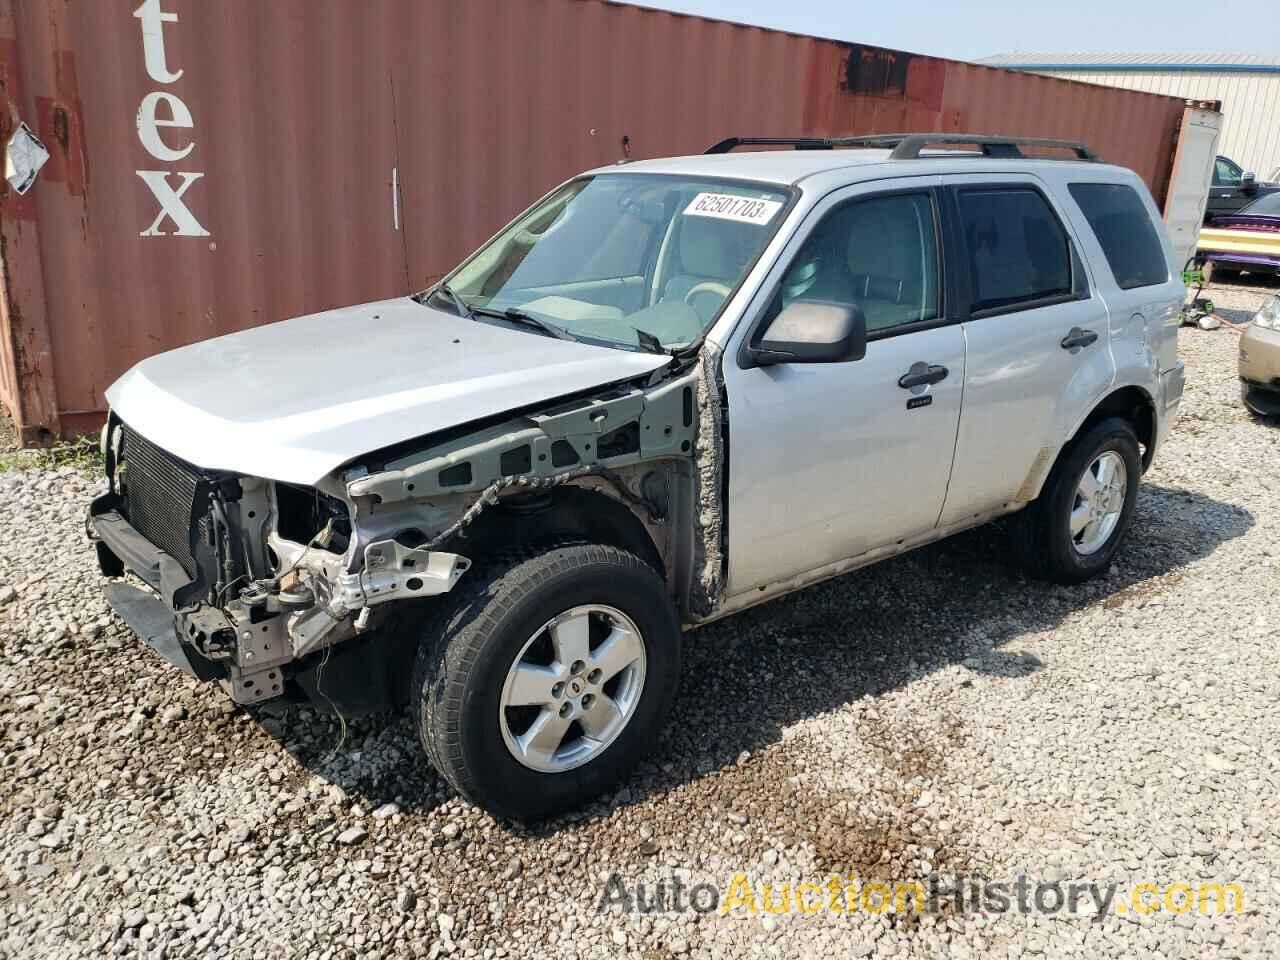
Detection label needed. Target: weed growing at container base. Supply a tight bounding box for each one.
[0,433,102,475]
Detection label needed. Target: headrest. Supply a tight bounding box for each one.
[678,216,747,279]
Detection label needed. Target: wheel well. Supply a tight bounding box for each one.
[1076,386,1156,469]
[441,485,665,578]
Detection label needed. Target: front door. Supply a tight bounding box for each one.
[1206,157,1251,220]
[937,174,1115,526]
[721,180,965,595]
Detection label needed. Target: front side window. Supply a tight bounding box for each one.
[435,174,790,350]
[1069,182,1168,290]
[1214,158,1242,186]
[777,192,940,333]
[957,187,1074,315]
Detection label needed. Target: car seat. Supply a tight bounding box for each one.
[661,216,758,323]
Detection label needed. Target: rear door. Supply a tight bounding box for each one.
[938,174,1115,526]
[1064,175,1186,396]
[721,178,965,595]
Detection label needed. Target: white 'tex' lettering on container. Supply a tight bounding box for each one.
[133,0,209,237]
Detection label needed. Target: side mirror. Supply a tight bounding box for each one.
[747,300,867,368]
[1243,172,1257,193]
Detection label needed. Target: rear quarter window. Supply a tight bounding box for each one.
[1068,183,1169,290]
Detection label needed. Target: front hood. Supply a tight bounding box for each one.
[106,297,669,485]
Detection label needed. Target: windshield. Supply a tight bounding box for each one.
[433,174,790,350]
[1239,192,1280,217]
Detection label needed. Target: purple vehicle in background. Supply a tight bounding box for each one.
[1200,192,1280,283]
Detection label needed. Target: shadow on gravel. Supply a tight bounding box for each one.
[1203,274,1278,324]
[254,709,455,818]
[599,480,1254,818]
[250,481,1253,827]
[1215,306,1261,326]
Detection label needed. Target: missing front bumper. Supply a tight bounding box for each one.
[92,507,287,704]
[91,501,470,709]
[102,581,224,682]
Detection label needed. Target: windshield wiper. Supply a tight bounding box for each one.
[470,305,577,342]
[429,282,472,318]
[632,326,667,355]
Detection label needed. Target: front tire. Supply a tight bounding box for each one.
[1010,418,1142,584]
[411,543,681,819]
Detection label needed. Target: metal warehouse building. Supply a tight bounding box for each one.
[981,53,1280,178]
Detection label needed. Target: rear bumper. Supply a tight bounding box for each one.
[1161,362,1185,414]
[1153,362,1186,459]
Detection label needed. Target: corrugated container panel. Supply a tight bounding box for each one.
[0,0,1189,441]
[1014,68,1280,177]
[391,0,819,286]
[915,58,1183,195]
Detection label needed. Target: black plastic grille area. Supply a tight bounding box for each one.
[120,426,203,577]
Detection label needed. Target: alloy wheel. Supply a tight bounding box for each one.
[1070,450,1127,556]
[498,604,647,773]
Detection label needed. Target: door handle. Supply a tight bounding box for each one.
[898,363,949,389]
[1060,327,1098,350]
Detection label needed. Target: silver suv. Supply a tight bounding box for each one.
[90,134,1186,818]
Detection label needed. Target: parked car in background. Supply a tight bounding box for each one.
[1241,295,1280,416]
[1205,155,1280,221]
[88,134,1186,818]
[1200,191,1280,282]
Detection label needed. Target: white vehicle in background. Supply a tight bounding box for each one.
[90,134,1185,819]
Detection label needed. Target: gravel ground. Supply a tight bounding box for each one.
[2,281,1279,959]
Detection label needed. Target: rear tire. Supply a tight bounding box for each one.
[411,542,681,820]
[1010,418,1141,584]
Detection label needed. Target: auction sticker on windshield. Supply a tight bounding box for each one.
[684,192,783,226]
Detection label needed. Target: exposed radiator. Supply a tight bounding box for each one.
[119,426,205,577]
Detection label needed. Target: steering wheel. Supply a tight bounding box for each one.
[683,281,731,307]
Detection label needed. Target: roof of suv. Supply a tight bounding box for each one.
[593,149,897,186]
[586,147,1126,191]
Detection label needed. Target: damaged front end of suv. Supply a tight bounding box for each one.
[86,166,792,816]
[87,352,721,713]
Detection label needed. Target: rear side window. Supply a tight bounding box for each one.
[956,188,1074,314]
[1069,183,1168,290]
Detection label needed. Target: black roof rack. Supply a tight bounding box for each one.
[705,134,1098,162]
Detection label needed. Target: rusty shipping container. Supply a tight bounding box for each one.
[0,0,1191,442]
